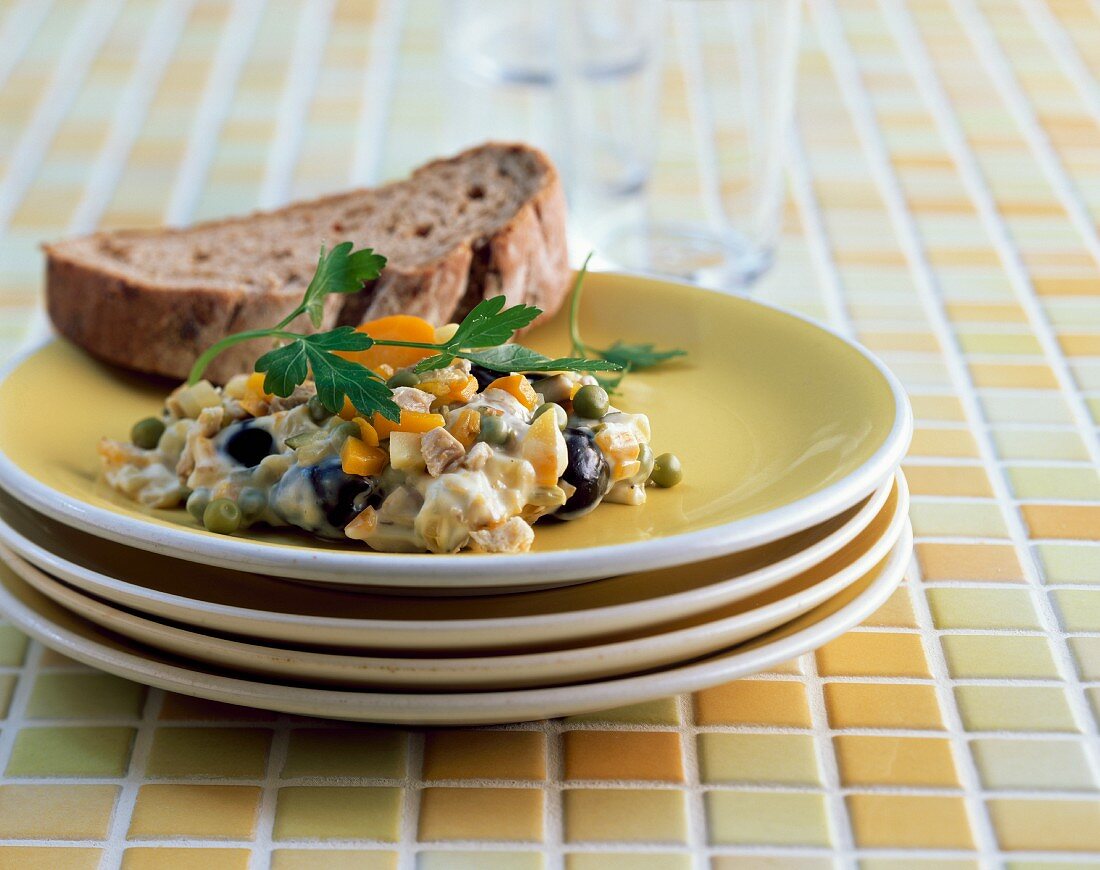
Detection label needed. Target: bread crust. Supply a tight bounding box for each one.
[44,142,571,383]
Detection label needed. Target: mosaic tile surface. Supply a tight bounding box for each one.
[0,0,1099,866]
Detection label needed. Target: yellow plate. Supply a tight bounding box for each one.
[0,272,910,588]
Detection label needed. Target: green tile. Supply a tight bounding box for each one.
[1008,466,1100,501]
[941,635,1059,679]
[698,734,820,785]
[146,728,272,779]
[926,588,1041,630]
[993,429,1088,461]
[566,856,688,870]
[0,675,15,719]
[281,729,405,779]
[1053,590,1100,632]
[908,502,1009,538]
[7,727,135,777]
[271,852,398,870]
[422,854,544,870]
[0,626,28,666]
[1037,544,1100,584]
[972,738,1095,791]
[954,686,1077,732]
[705,791,831,846]
[273,787,402,841]
[566,698,681,726]
[26,674,146,719]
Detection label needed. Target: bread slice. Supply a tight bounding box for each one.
[45,142,571,383]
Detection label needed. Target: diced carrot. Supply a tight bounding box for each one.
[485,374,538,410]
[371,410,446,438]
[340,437,388,476]
[352,417,380,446]
[448,408,481,449]
[246,372,272,398]
[522,408,568,485]
[337,315,438,373]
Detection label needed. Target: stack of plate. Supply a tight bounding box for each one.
[0,273,913,724]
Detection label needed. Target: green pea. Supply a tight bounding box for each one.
[649,452,683,488]
[203,498,241,534]
[387,370,420,389]
[238,488,267,523]
[131,417,166,449]
[477,414,511,446]
[636,443,655,481]
[186,489,211,522]
[533,402,567,430]
[572,384,609,419]
[307,394,331,423]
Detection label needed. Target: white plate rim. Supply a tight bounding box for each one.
[0,472,906,689]
[0,472,898,651]
[0,523,912,723]
[0,281,912,587]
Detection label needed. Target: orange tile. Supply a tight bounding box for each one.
[824,684,943,730]
[563,731,683,782]
[1021,504,1100,540]
[1059,334,1100,356]
[969,363,1058,390]
[418,788,543,842]
[927,247,1001,266]
[815,633,931,678]
[129,786,260,839]
[908,394,966,422]
[847,795,973,848]
[915,542,1025,582]
[903,464,993,497]
[421,731,545,781]
[946,302,1027,323]
[694,681,811,728]
[908,428,980,458]
[859,331,941,353]
[1033,277,1100,297]
[834,735,959,787]
[860,586,918,628]
[988,799,1100,851]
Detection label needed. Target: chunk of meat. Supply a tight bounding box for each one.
[468,517,535,553]
[392,386,434,413]
[420,426,465,477]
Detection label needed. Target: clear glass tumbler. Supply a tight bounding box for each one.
[560,0,802,288]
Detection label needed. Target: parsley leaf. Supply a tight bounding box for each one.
[450,296,541,349]
[306,345,400,421]
[461,344,622,373]
[301,242,386,328]
[598,341,686,369]
[255,342,309,397]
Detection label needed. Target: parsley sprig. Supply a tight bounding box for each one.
[188,243,621,421]
[568,253,687,389]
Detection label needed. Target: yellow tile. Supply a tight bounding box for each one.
[909,501,1009,538]
[0,848,102,870]
[713,860,833,870]
[834,736,959,787]
[909,394,966,422]
[958,332,1043,355]
[563,731,683,782]
[1053,590,1100,631]
[955,686,1077,732]
[698,734,819,785]
[972,738,1094,790]
[916,542,1024,582]
[903,464,993,497]
[983,393,1072,424]
[848,795,973,848]
[927,588,1041,629]
[859,331,941,353]
[694,680,811,727]
[121,849,251,870]
[908,428,980,458]
[763,657,805,675]
[1010,466,1100,501]
[1059,333,1100,356]
[816,632,930,677]
[273,787,401,841]
[1033,277,1100,296]
[1071,637,1100,679]
[419,788,543,842]
[1022,504,1100,540]
[995,429,1089,461]
[988,799,1100,851]
[971,363,1058,389]
[419,854,539,870]
[1037,543,1100,583]
[946,302,1026,322]
[158,695,277,721]
[567,698,680,725]
[129,785,260,839]
[271,852,397,870]
[941,635,1059,679]
[567,855,686,870]
[563,789,686,843]
[422,731,545,780]
[824,684,944,730]
[0,785,117,838]
[861,862,978,870]
[145,728,271,778]
[281,729,406,778]
[705,792,830,846]
[861,586,919,628]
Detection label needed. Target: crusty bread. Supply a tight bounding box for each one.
[45,142,571,383]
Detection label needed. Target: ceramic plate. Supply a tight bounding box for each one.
[0,474,896,652]
[0,272,911,588]
[0,476,906,690]
[0,525,911,723]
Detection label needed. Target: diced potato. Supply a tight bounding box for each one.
[522,408,568,485]
[345,506,378,540]
[390,431,426,472]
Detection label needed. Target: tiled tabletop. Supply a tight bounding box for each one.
[1,0,1100,867]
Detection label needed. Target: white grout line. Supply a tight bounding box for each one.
[675,694,711,870]
[0,0,55,92]
[542,716,565,870]
[1016,0,1100,133]
[163,0,268,225]
[0,0,126,233]
[251,714,291,870]
[256,0,337,209]
[947,0,1100,270]
[877,0,1100,786]
[349,0,407,186]
[397,730,424,870]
